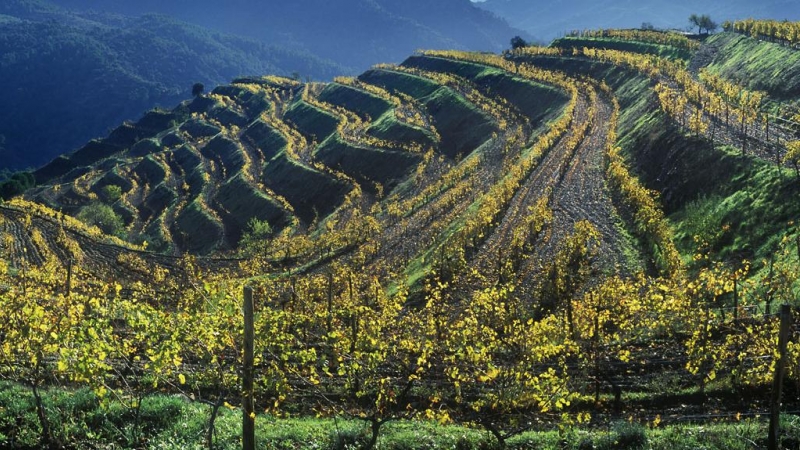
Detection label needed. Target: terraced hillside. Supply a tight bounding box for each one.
[2,26,797,286]
[2,27,800,447]
[4,28,799,284]
[23,60,572,261]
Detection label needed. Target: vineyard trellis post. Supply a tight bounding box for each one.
[327,271,334,334]
[243,285,255,450]
[66,258,72,298]
[795,233,800,262]
[733,273,738,323]
[593,296,601,404]
[768,304,791,450]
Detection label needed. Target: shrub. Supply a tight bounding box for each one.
[102,184,123,202]
[77,203,125,237]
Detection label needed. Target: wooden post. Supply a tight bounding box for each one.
[795,233,800,262]
[768,304,792,450]
[65,259,72,298]
[567,297,575,340]
[290,278,296,310]
[733,275,738,323]
[766,257,775,316]
[700,306,710,402]
[327,272,333,334]
[594,297,600,404]
[497,246,503,283]
[242,286,255,450]
[439,244,446,280]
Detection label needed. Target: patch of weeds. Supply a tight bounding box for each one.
[594,421,647,450]
[329,426,368,450]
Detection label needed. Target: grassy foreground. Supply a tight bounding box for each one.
[1,382,798,449]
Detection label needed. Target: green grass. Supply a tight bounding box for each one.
[143,183,178,219]
[128,137,162,158]
[1,381,797,450]
[367,111,438,147]
[551,37,693,60]
[215,172,291,243]
[511,53,800,272]
[313,76,439,149]
[133,155,167,186]
[314,134,421,191]
[607,60,800,265]
[92,167,134,196]
[703,32,800,100]
[160,131,186,148]
[201,135,246,175]
[669,144,800,261]
[213,84,272,119]
[137,108,184,134]
[172,145,203,173]
[360,68,497,158]
[420,87,496,158]
[359,69,441,99]
[173,197,224,255]
[319,83,394,120]
[180,118,222,140]
[144,214,173,253]
[401,114,560,293]
[262,151,352,224]
[402,55,569,127]
[207,103,249,129]
[284,99,340,143]
[242,119,291,162]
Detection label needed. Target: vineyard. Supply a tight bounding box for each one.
[1,24,800,449]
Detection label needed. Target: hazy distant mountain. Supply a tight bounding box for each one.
[49,0,525,70]
[473,0,800,40]
[0,0,343,171]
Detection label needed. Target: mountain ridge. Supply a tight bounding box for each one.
[48,0,526,70]
[0,1,345,172]
[1,0,527,173]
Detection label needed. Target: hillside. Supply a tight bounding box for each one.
[0,1,343,172]
[475,0,800,40]
[2,26,800,449]
[696,31,800,99]
[50,0,526,71]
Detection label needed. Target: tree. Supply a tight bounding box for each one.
[0,172,35,200]
[192,82,205,97]
[689,14,702,34]
[510,35,527,50]
[690,14,717,35]
[701,15,718,34]
[239,217,273,257]
[76,203,124,236]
